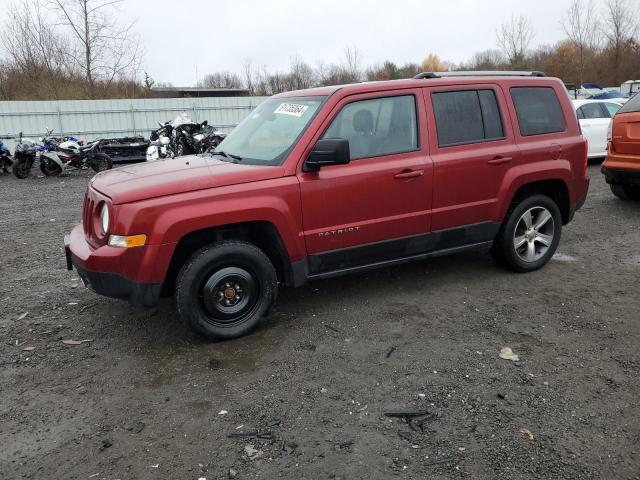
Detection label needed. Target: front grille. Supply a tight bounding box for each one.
[82,186,109,248]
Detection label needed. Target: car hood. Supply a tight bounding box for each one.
[91,155,285,204]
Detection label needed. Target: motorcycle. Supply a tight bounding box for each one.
[0,140,12,173]
[196,122,227,154]
[12,132,39,179]
[39,139,113,176]
[12,128,76,179]
[146,121,175,161]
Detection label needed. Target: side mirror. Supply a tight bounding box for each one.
[304,138,350,172]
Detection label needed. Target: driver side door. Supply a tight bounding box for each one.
[297,90,433,275]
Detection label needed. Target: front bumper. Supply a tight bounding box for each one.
[601,166,640,186]
[64,228,162,307]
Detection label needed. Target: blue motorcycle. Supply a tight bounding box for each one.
[0,140,12,173]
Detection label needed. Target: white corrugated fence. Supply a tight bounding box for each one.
[0,96,268,150]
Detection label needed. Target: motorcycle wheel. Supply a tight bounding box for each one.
[12,157,32,179]
[40,158,62,177]
[176,138,186,157]
[90,153,113,172]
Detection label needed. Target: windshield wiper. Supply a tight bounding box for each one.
[214,150,243,163]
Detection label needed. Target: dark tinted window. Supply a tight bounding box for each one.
[578,103,607,119]
[511,87,566,136]
[619,93,640,114]
[323,95,418,160]
[432,89,504,147]
[478,90,504,139]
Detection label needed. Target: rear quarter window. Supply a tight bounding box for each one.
[511,87,566,136]
[619,93,640,114]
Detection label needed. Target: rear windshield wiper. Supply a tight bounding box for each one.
[214,150,243,163]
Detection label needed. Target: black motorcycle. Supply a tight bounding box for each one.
[172,120,207,156]
[12,133,39,179]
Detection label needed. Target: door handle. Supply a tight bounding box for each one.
[487,156,512,165]
[394,169,424,179]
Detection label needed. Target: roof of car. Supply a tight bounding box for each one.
[572,98,626,107]
[274,75,561,99]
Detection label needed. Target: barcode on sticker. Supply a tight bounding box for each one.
[274,103,309,117]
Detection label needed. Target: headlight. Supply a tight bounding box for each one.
[100,203,110,234]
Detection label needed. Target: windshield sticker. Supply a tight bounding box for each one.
[274,103,309,117]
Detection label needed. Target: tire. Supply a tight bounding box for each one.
[175,240,277,340]
[90,153,113,172]
[176,138,187,157]
[492,194,562,273]
[610,183,640,200]
[39,158,62,176]
[12,157,31,179]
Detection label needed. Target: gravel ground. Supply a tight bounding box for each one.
[1,163,639,480]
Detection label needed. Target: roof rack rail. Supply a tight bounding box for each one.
[414,71,546,79]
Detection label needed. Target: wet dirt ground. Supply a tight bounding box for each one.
[1,164,639,480]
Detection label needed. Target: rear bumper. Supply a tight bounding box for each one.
[601,166,640,186]
[64,228,162,307]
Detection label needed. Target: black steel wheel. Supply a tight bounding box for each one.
[176,240,277,340]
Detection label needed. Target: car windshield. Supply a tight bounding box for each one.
[212,96,325,166]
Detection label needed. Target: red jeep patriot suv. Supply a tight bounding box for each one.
[65,71,589,339]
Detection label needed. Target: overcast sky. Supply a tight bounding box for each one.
[117,0,609,86]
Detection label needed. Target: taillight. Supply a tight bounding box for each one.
[583,138,588,174]
[607,120,613,143]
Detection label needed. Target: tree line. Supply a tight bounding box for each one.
[1,0,639,100]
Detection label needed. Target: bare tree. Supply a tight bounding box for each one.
[464,49,505,70]
[602,0,639,83]
[342,45,362,82]
[289,56,316,90]
[49,0,141,97]
[3,0,69,98]
[198,71,243,89]
[496,15,535,67]
[562,0,600,85]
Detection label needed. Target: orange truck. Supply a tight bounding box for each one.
[602,93,640,200]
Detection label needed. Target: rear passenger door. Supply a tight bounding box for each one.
[577,102,611,156]
[423,85,520,233]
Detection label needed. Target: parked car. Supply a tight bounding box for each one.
[64,71,589,340]
[620,80,640,98]
[574,99,624,158]
[601,92,640,199]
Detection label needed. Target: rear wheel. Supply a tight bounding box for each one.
[175,240,277,340]
[492,194,562,273]
[610,183,640,200]
[89,153,113,172]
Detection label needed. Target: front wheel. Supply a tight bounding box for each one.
[175,240,277,340]
[610,183,640,200]
[12,157,32,179]
[492,194,562,273]
[40,158,62,176]
[89,153,113,172]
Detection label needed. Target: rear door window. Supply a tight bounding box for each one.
[510,87,566,136]
[577,103,607,119]
[604,103,622,117]
[431,89,505,147]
